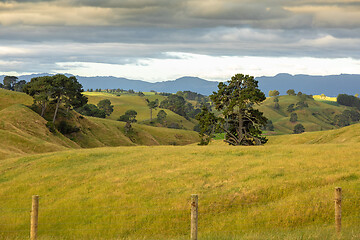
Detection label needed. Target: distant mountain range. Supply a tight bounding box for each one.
[1,73,359,96]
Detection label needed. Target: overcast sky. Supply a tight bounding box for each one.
[1,0,360,82]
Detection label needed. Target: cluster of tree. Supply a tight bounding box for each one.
[273,97,280,109]
[333,109,360,127]
[1,76,27,92]
[269,90,280,97]
[159,95,199,120]
[290,113,298,122]
[287,98,310,112]
[263,120,274,131]
[177,90,208,102]
[118,110,137,123]
[75,99,114,118]
[337,94,360,109]
[157,110,167,123]
[23,75,87,122]
[293,123,305,134]
[197,74,268,146]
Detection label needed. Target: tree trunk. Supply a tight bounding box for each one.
[53,96,61,123]
[238,111,244,144]
[40,102,46,117]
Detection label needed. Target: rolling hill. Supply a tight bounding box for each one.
[0,89,199,160]
[258,95,348,134]
[83,92,197,130]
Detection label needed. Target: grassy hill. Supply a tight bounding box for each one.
[0,88,33,111]
[84,92,196,130]
[268,122,360,145]
[0,90,199,159]
[1,140,360,239]
[258,95,347,134]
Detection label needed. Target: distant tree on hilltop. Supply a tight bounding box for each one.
[286,89,296,96]
[269,90,280,97]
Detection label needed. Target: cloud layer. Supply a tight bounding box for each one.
[0,0,359,79]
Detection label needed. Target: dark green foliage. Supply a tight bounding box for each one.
[157,110,167,123]
[293,124,305,134]
[195,105,217,145]
[337,94,360,109]
[177,90,208,103]
[333,109,360,127]
[210,74,268,146]
[57,120,80,134]
[269,90,280,97]
[263,120,274,131]
[287,104,295,112]
[24,74,87,122]
[46,121,56,133]
[97,99,114,116]
[193,124,201,132]
[138,92,145,97]
[118,110,137,123]
[2,76,26,92]
[188,108,202,118]
[296,101,308,109]
[286,89,296,96]
[290,113,298,122]
[297,91,303,97]
[273,97,279,103]
[3,76,18,90]
[75,104,106,118]
[160,95,189,119]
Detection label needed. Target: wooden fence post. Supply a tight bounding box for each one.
[191,194,198,240]
[335,187,341,235]
[31,195,39,240]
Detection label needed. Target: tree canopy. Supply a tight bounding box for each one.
[97,99,114,116]
[198,74,268,146]
[23,74,87,121]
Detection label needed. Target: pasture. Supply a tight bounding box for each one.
[1,136,360,239]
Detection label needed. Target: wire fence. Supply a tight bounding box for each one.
[1,187,360,239]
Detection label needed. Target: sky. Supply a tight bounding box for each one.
[0,0,360,82]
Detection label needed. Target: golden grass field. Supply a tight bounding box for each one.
[1,89,360,239]
[1,128,360,239]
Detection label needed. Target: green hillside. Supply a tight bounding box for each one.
[84,92,196,130]
[268,122,360,145]
[259,95,347,134]
[0,88,33,111]
[0,90,199,159]
[1,140,360,239]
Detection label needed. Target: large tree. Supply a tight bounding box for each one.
[23,76,53,117]
[207,74,268,146]
[146,98,159,122]
[97,99,114,116]
[3,76,18,90]
[24,74,87,121]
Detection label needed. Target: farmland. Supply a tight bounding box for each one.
[1,88,360,239]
